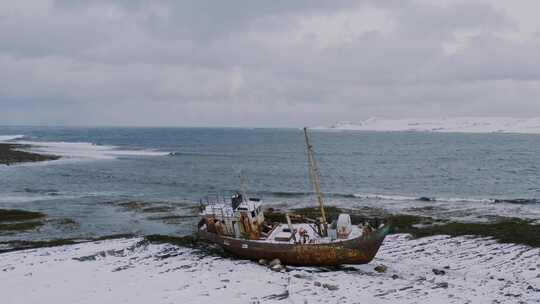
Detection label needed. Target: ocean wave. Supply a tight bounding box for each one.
[0,195,56,203]
[0,134,25,142]
[265,191,540,206]
[352,193,505,204]
[15,140,169,161]
[168,151,236,158]
[492,198,540,205]
[352,193,420,201]
[22,188,60,196]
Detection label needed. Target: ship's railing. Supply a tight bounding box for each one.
[199,191,263,212]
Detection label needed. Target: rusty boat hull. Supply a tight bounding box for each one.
[197,226,390,266]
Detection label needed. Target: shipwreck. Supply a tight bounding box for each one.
[197,128,389,266]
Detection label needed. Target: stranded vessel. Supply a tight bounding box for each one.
[197,128,389,266]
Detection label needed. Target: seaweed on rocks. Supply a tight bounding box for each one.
[0,209,47,234]
[0,209,46,222]
[405,218,540,248]
[0,221,44,233]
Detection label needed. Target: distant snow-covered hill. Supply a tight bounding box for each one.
[316,117,540,134]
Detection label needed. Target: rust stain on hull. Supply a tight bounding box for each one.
[198,227,389,266]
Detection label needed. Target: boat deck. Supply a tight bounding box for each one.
[264,223,364,244]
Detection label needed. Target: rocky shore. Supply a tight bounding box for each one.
[0,143,60,165]
[1,234,538,304]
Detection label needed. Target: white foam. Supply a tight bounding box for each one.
[15,140,169,161]
[318,117,540,134]
[0,134,25,142]
[345,193,540,222]
[353,193,494,204]
[353,193,419,201]
[0,195,53,204]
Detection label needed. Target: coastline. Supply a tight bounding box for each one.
[2,204,539,254]
[0,143,60,165]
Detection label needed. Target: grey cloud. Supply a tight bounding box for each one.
[1,0,539,127]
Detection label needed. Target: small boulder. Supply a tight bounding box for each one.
[374,265,388,273]
[322,283,339,291]
[258,259,268,265]
[391,274,399,280]
[435,282,449,289]
[269,258,281,267]
[432,268,446,276]
[314,281,322,287]
[271,264,284,272]
[527,285,539,292]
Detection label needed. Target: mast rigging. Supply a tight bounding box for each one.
[303,127,327,229]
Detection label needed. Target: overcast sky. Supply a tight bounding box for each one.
[1,0,540,127]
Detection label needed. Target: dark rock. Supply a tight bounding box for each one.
[0,209,46,222]
[0,143,60,165]
[434,282,448,289]
[314,281,322,287]
[391,274,399,280]
[432,269,446,276]
[374,265,388,273]
[141,206,174,213]
[322,283,339,291]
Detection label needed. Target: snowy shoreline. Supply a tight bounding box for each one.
[316,117,540,134]
[1,235,538,304]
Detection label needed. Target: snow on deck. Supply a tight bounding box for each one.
[265,223,363,244]
[1,235,539,304]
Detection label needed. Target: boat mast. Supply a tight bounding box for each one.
[239,173,248,202]
[303,127,327,227]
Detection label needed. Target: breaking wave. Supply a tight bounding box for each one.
[492,198,540,205]
[12,139,169,161]
[22,188,60,196]
[0,134,25,142]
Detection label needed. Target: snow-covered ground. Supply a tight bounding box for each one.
[317,117,540,134]
[1,235,538,304]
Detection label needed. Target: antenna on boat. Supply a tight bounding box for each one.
[303,127,327,235]
[239,171,248,202]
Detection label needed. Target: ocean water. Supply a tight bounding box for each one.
[1,126,540,242]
